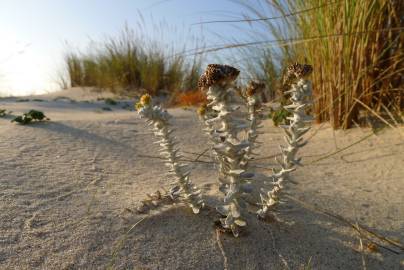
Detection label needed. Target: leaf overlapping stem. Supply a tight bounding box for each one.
[204,85,252,237]
[137,99,204,214]
[258,77,313,218]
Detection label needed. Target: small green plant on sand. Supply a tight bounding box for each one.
[105,98,118,106]
[136,63,313,237]
[121,103,133,111]
[0,109,7,117]
[268,107,291,127]
[12,110,50,125]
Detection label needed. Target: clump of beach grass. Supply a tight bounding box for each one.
[60,23,204,98]
[214,0,403,129]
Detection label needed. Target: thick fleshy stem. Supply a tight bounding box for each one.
[240,81,265,170]
[198,64,260,236]
[201,75,251,237]
[197,103,221,162]
[258,74,313,218]
[205,84,252,237]
[137,95,204,214]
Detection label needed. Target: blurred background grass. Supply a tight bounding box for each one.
[60,23,204,98]
[234,0,403,129]
[60,0,403,129]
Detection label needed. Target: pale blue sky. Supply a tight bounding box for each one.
[0,0,264,96]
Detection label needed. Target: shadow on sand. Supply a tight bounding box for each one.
[98,199,403,270]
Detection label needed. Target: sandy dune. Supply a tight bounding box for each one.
[0,88,403,269]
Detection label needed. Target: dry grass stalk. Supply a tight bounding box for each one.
[234,0,403,129]
[215,229,229,270]
[286,194,404,254]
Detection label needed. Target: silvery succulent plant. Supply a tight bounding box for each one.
[241,81,266,170]
[136,94,204,214]
[136,62,313,237]
[198,64,253,237]
[257,63,313,218]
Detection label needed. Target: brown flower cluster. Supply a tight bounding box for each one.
[198,64,240,90]
[197,103,207,116]
[135,93,152,110]
[245,81,265,97]
[285,62,313,81]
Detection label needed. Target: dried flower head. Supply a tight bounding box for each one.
[198,74,208,91]
[246,81,265,97]
[286,62,313,81]
[198,64,240,90]
[197,103,207,116]
[135,102,143,111]
[140,94,152,106]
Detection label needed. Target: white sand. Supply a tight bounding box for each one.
[0,88,403,269]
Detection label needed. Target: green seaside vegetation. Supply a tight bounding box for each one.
[61,1,403,129]
[234,0,403,129]
[60,24,204,97]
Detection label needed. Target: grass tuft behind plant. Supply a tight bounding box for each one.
[60,24,205,99]
[236,0,403,129]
